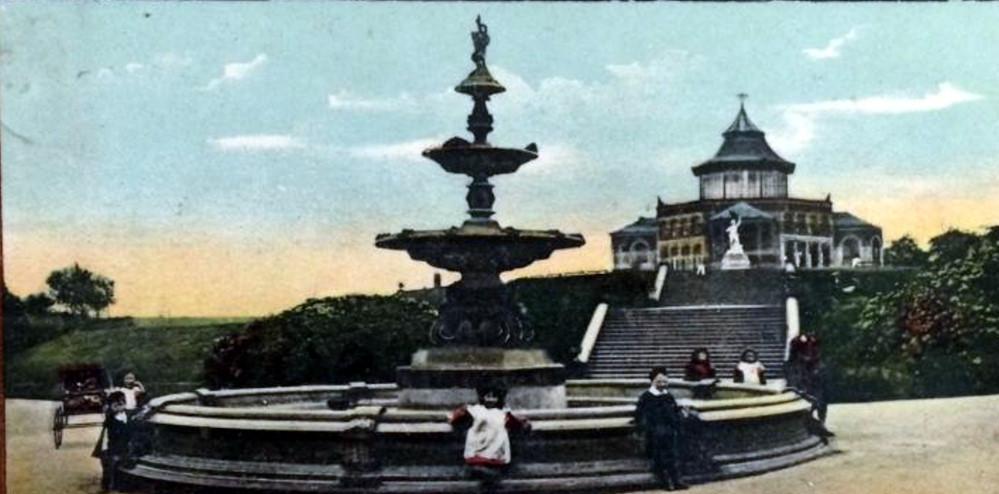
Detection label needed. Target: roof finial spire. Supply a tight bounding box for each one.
[737,92,748,109]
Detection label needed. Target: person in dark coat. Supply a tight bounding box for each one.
[684,348,719,399]
[633,366,690,491]
[785,335,835,440]
[94,391,133,491]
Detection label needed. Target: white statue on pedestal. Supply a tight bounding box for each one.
[725,216,743,254]
[721,213,751,270]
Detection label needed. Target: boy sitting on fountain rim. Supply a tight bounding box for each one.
[449,382,531,484]
[634,366,692,491]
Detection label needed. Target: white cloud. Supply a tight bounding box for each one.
[327,90,417,112]
[770,82,984,156]
[201,54,268,91]
[154,52,193,70]
[325,51,695,122]
[346,137,444,162]
[519,143,586,177]
[96,67,115,81]
[605,50,693,84]
[787,82,982,115]
[803,28,859,60]
[125,63,144,73]
[208,134,305,152]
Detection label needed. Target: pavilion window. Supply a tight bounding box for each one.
[725,171,742,198]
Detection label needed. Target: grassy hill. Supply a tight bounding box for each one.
[4,318,247,399]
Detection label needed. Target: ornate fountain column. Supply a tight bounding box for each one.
[375,17,585,409]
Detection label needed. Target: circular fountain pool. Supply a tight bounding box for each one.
[127,379,831,493]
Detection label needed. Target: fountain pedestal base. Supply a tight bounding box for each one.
[396,347,566,409]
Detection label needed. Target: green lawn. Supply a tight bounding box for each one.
[4,320,245,399]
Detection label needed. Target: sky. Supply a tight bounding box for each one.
[2,3,998,317]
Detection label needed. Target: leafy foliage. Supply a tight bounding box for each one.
[204,295,437,388]
[928,229,979,265]
[884,234,928,268]
[802,229,999,401]
[46,264,116,317]
[24,292,56,315]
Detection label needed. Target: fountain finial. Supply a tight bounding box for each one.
[456,17,505,99]
[471,15,489,69]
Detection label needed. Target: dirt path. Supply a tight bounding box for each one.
[5,400,104,494]
[6,395,999,493]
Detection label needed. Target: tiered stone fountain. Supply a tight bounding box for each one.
[376,16,583,411]
[126,19,833,494]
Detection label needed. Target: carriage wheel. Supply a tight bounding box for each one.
[52,405,65,449]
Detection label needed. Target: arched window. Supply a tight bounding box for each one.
[681,245,691,256]
[693,244,702,255]
[841,236,861,263]
[670,246,679,257]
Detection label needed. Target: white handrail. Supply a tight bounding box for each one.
[576,303,609,364]
[784,296,800,360]
[649,264,668,301]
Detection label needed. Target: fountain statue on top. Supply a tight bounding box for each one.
[375,17,585,409]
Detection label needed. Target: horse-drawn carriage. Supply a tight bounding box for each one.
[52,363,112,448]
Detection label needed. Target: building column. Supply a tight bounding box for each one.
[804,241,813,268]
[818,243,825,267]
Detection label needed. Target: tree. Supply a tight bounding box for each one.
[23,292,55,315]
[928,229,979,265]
[884,235,928,268]
[46,264,116,318]
[3,287,25,317]
[853,229,999,397]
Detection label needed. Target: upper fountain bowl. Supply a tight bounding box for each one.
[423,137,538,177]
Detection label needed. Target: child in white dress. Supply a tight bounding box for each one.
[449,384,531,483]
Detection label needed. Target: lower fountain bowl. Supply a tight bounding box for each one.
[124,379,832,493]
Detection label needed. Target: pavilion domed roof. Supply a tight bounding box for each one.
[692,101,795,176]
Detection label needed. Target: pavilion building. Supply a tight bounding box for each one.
[612,101,883,272]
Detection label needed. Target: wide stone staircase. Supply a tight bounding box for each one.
[587,305,787,379]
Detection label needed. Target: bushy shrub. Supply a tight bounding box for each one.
[204,295,437,388]
[802,229,999,401]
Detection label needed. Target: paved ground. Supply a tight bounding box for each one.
[6,395,999,493]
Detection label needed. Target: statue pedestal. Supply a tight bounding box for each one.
[396,347,566,409]
[721,250,751,270]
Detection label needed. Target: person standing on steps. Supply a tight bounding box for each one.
[634,366,691,491]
